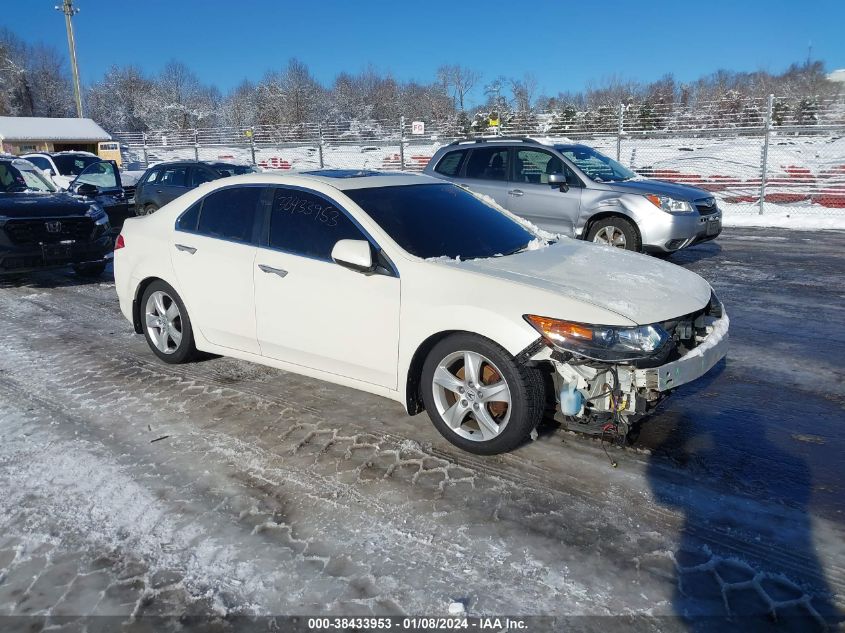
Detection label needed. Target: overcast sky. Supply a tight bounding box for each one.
[6,0,845,105]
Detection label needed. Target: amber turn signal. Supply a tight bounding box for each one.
[524,315,593,342]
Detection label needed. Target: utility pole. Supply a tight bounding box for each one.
[56,0,83,117]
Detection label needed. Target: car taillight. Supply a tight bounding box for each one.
[115,234,125,250]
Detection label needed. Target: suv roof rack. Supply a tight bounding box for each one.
[446,136,542,146]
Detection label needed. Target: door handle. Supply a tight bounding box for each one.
[258,264,288,278]
[156,189,163,193]
[508,189,524,197]
[175,244,197,254]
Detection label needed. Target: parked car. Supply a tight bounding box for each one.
[133,161,259,215]
[21,151,133,230]
[0,157,112,276]
[114,170,728,455]
[424,138,722,254]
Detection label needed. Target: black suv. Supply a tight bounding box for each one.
[0,157,112,276]
[134,161,258,215]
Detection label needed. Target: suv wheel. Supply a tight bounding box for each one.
[141,204,158,216]
[421,334,545,455]
[587,216,640,252]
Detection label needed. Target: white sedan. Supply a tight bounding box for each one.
[114,170,728,455]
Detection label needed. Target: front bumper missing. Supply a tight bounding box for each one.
[634,313,729,391]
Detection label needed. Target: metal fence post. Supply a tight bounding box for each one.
[399,116,406,171]
[193,129,199,161]
[318,123,325,169]
[142,132,148,167]
[616,102,624,162]
[249,126,256,165]
[759,93,774,215]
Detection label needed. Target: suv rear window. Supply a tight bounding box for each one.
[465,147,508,181]
[434,150,467,177]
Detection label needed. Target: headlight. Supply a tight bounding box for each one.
[524,314,669,362]
[645,194,693,214]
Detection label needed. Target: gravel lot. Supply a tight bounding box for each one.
[0,228,843,632]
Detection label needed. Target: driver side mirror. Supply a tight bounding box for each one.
[548,172,570,193]
[331,239,374,273]
[75,182,100,197]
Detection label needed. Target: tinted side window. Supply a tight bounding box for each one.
[465,147,509,181]
[141,168,160,185]
[268,188,366,261]
[159,166,187,187]
[175,200,201,232]
[196,186,262,243]
[26,156,52,171]
[190,168,216,187]
[434,150,467,177]
[515,149,565,184]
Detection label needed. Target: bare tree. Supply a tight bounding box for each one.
[437,64,481,111]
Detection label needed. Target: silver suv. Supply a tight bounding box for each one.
[424,138,722,254]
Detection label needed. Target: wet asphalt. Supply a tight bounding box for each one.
[633,227,845,523]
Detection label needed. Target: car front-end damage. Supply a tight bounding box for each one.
[526,292,728,436]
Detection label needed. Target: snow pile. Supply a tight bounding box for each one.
[721,203,845,230]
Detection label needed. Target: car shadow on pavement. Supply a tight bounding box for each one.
[645,380,843,630]
[0,268,114,290]
[663,241,723,266]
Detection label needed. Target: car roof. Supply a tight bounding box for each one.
[149,160,251,168]
[197,170,440,192]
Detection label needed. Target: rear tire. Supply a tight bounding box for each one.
[587,216,641,252]
[140,280,196,364]
[73,262,107,277]
[421,333,545,455]
[142,204,158,216]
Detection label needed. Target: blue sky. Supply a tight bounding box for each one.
[5,0,845,105]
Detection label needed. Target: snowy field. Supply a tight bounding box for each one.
[0,228,843,630]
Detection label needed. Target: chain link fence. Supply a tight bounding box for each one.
[114,94,845,216]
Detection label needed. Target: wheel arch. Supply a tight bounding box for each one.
[403,328,547,415]
[404,330,462,415]
[581,210,642,245]
[131,276,166,333]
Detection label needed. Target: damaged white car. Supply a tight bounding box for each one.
[114,170,728,455]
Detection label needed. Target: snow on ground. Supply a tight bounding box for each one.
[720,202,845,229]
[0,228,844,629]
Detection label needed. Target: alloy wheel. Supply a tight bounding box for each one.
[593,225,627,248]
[431,350,512,442]
[144,290,183,354]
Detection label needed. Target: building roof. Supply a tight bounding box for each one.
[0,117,111,142]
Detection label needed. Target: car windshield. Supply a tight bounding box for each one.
[345,183,535,260]
[215,164,257,177]
[0,160,58,193]
[52,154,101,176]
[555,145,637,182]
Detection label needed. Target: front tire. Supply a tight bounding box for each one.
[587,216,641,252]
[140,280,196,364]
[421,334,545,455]
[141,204,158,216]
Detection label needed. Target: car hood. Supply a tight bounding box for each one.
[440,240,713,325]
[0,192,91,218]
[600,178,713,201]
